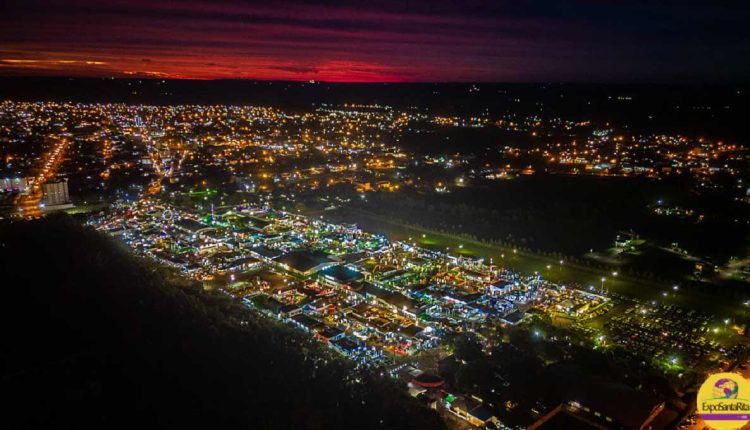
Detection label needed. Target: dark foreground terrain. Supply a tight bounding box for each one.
[0,215,443,430]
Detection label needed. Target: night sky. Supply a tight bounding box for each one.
[1,0,748,82]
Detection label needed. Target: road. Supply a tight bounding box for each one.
[16,137,69,218]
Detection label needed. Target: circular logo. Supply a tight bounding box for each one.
[714,378,740,399]
[698,373,750,430]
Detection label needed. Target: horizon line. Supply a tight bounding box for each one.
[0,75,748,86]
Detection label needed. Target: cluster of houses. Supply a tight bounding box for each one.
[94,200,615,428]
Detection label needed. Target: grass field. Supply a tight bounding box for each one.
[323,207,748,321]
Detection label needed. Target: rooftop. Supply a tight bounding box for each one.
[278,249,333,273]
[319,265,363,284]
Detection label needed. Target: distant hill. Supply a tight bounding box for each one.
[0,214,443,430]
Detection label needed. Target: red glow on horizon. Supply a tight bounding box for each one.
[0,57,417,82]
[1,0,745,82]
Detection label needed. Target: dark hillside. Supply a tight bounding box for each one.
[0,215,443,430]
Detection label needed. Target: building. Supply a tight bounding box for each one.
[352,282,422,325]
[224,256,262,272]
[410,373,445,389]
[500,310,527,326]
[42,180,69,206]
[290,313,324,332]
[528,404,606,430]
[1,177,28,192]
[318,265,363,288]
[330,336,364,357]
[316,326,345,343]
[529,400,671,430]
[541,379,667,430]
[448,395,498,427]
[277,249,336,277]
[459,267,491,283]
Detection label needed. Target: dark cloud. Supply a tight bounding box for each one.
[268,65,320,75]
[0,0,748,81]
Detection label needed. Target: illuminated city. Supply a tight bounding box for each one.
[2,1,750,430]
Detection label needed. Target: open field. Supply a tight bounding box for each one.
[324,207,748,321]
